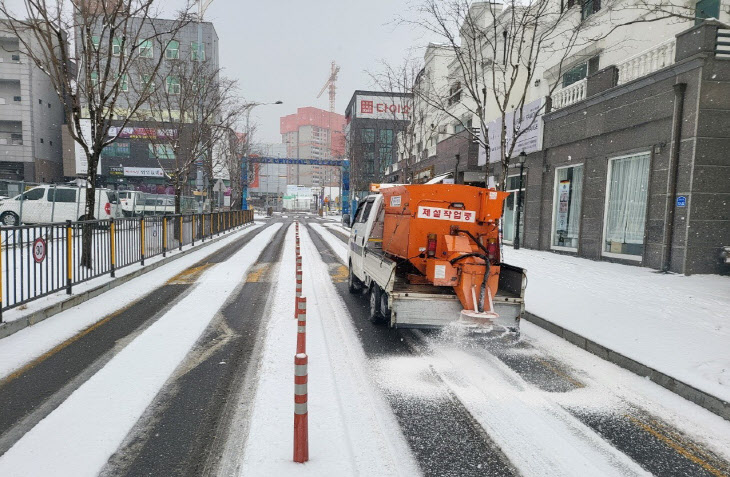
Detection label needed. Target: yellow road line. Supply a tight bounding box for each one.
[331,265,349,283]
[626,414,728,477]
[246,263,271,282]
[536,358,585,388]
[166,263,213,285]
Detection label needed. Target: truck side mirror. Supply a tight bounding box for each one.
[342,214,351,228]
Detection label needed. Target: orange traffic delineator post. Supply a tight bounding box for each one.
[296,297,306,354]
[294,353,309,463]
[296,264,303,298]
[294,255,303,318]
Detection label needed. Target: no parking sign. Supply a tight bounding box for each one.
[33,237,47,263]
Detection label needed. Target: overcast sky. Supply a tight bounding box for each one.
[204,0,434,144]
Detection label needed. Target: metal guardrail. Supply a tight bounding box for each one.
[716,29,730,59]
[0,210,254,321]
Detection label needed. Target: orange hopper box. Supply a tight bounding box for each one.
[379,184,509,312]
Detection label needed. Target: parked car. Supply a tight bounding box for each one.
[0,185,122,226]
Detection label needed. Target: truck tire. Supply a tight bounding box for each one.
[369,284,384,324]
[348,262,363,294]
[380,291,391,323]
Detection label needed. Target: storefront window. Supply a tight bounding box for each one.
[503,175,524,244]
[552,164,583,250]
[603,152,650,259]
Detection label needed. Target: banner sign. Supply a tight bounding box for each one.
[417,206,476,223]
[123,167,165,177]
[479,98,545,166]
[108,126,178,140]
[355,95,411,120]
[75,119,101,175]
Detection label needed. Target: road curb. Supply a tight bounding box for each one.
[0,223,255,341]
[523,312,730,422]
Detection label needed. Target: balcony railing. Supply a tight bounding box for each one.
[617,39,676,85]
[552,78,587,110]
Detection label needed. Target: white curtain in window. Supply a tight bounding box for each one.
[605,154,650,245]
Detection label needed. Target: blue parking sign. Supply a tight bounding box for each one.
[676,196,686,207]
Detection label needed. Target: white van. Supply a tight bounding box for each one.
[0,185,122,225]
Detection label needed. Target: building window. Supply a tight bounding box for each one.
[112,37,123,56]
[149,143,175,159]
[166,40,180,59]
[454,122,465,134]
[11,54,20,62]
[562,56,600,87]
[13,96,21,102]
[191,42,205,61]
[166,76,181,95]
[11,133,22,145]
[503,175,525,244]
[119,74,129,92]
[91,36,100,50]
[38,99,42,104]
[551,164,584,250]
[90,71,99,87]
[603,152,650,260]
[581,0,601,19]
[695,0,720,24]
[138,39,153,58]
[40,138,44,143]
[102,141,131,157]
[140,74,155,91]
[448,81,462,106]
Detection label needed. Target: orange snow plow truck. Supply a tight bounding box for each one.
[347,183,526,331]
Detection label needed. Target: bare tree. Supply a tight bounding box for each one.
[0,0,193,266]
[369,56,444,185]
[403,0,694,190]
[138,58,240,214]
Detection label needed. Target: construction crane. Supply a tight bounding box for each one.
[317,61,340,113]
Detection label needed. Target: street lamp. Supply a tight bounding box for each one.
[241,100,283,211]
[513,151,527,250]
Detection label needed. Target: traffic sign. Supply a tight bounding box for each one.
[33,237,47,263]
[676,196,687,207]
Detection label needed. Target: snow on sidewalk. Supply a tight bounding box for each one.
[503,246,730,403]
[0,223,264,381]
[240,224,418,476]
[0,224,282,477]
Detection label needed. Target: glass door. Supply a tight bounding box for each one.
[503,175,525,244]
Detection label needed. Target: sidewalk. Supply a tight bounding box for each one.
[502,246,730,405]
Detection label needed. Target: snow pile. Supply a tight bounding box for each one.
[0,224,281,477]
[503,247,730,402]
[239,225,417,476]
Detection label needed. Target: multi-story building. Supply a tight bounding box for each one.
[62,18,219,193]
[280,107,345,188]
[344,91,411,199]
[0,21,65,185]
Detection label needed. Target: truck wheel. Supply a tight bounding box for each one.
[0,212,19,226]
[369,284,384,324]
[348,263,362,294]
[380,291,391,323]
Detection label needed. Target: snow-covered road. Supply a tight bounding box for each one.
[1,215,729,476]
